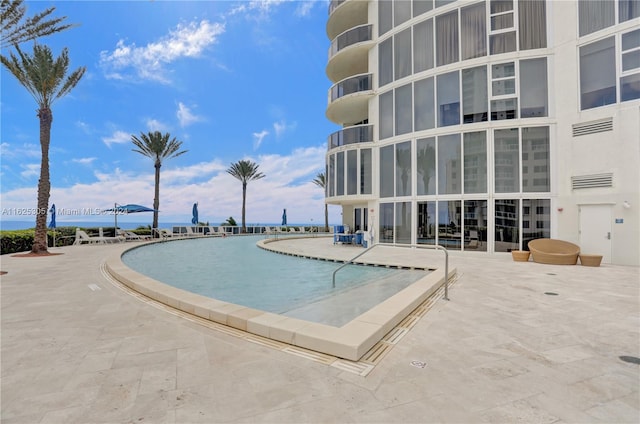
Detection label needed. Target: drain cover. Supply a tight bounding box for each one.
[544,292,559,296]
[619,356,640,365]
[546,273,556,276]
[410,360,427,368]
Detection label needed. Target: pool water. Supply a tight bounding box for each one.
[122,236,427,326]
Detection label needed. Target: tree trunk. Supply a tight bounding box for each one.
[324,203,329,233]
[32,107,52,254]
[153,161,161,236]
[241,182,247,233]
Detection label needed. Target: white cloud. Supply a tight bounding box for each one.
[273,119,296,138]
[75,121,92,134]
[0,146,338,226]
[72,157,97,165]
[20,163,39,178]
[253,130,269,150]
[145,119,170,133]
[99,20,225,83]
[0,142,40,159]
[102,130,131,147]
[177,102,205,127]
[295,1,316,17]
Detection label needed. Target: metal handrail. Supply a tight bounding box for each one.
[332,243,450,300]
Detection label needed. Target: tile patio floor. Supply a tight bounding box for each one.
[1,236,638,423]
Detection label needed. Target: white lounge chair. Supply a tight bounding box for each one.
[99,227,124,243]
[289,227,298,233]
[117,229,144,241]
[298,227,306,233]
[73,229,101,245]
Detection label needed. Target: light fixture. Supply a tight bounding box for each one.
[623,201,631,209]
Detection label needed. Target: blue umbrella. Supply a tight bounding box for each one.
[281,208,287,226]
[191,203,199,225]
[105,203,157,228]
[48,204,56,229]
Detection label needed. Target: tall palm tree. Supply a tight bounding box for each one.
[1,44,85,253]
[1,0,73,48]
[312,172,329,232]
[226,160,265,233]
[131,131,187,233]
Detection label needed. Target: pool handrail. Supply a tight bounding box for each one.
[332,243,450,300]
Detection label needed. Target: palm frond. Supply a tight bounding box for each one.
[1,0,74,48]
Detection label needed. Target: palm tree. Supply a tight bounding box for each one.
[226,160,265,233]
[1,44,85,253]
[1,0,73,48]
[312,172,329,232]
[131,131,187,234]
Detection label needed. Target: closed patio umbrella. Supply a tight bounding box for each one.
[192,203,199,225]
[49,204,56,247]
[281,208,287,226]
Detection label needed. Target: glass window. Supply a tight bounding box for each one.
[464,131,487,194]
[437,71,460,127]
[436,10,459,66]
[417,137,436,195]
[462,66,488,123]
[360,149,372,195]
[417,201,436,244]
[379,38,393,87]
[492,62,515,96]
[380,145,394,198]
[622,29,640,72]
[495,199,519,252]
[522,199,549,250]
[380,90,394,139]
[395,202,412,244]
[379,0,393,36]
[580,37,616,110]
[414,77,435,131]
[328,154,335,197]
[494,128,519,193]
[620,0,640,22]
[347,150,357,195]
[336,151,344,196]
[461,2,486,60]
[395,0,411,26]
[438,134,461,194]
[519,0,547,50]
[436,0,456,8]
[396,141,412,196]
[395,84,413,135]
[413,0,433,17]
[621,73,640,102]
[438,200,462,251]
[520,58,548,118]
[579,0,615,37]
[490,31,516,54]
[394,28,412,81]
[464,200,487,251]
[380,203,394,243]
[413,19,434,74]
[522,127,549,192]
[491,98,517,120]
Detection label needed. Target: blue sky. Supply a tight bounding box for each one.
[1,0,341,227]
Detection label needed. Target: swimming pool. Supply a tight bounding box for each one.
[122,236,427,326]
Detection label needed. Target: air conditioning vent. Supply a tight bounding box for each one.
[571,173,613,189]
[572,118,613,137]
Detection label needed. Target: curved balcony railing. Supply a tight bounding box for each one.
[329,73,373,103]
[329,0,347,15]
[329,24,372,59]
[328,124,374,149]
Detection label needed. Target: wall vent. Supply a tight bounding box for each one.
[572,118,613,137]
[571,173,613,189]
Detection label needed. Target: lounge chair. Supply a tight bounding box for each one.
[298,226,306,233]
[98,227,124,243]
[73,229,101,245]
[528,238,580,265]
[289,227,298,233]
[117,229,145,241]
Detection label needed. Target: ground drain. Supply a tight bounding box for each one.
[546,273,556,276]
[410,360,427,368]
[619,356,640,365]
[544,292,559,296]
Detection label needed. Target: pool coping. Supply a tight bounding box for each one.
[104,237,455,361]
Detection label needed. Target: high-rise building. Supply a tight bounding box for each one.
[324,0,639,265]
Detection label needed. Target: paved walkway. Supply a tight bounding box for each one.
[1,237,638,423]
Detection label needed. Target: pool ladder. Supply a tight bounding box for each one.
[331,243,450,300]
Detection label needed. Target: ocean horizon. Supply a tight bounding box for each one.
[0,221,332,231]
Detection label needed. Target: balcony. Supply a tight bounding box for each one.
[327,0,369,41]
[327,124,374,150]
[326,73,373,125]
[327,24,373,82]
